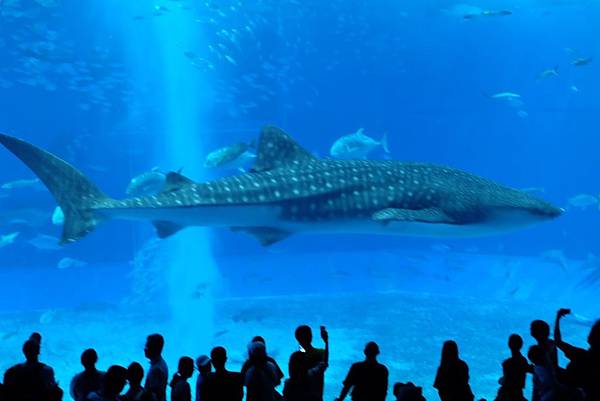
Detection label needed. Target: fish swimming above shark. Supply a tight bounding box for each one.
[0,126,562,246]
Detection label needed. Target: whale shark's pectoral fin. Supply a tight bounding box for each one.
[372,208,454,225]
[162,171,195,192]
[231,226,291,246]
[153,220,185,238]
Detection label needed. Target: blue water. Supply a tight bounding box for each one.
[0,0,598,400]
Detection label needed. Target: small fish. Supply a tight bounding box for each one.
[204,142,256,171]
[481,9,512,17]
[126,167,167,197]
[537,66,559,80]
[570,85,579,93]
[520,187,546,194]
[28,234,61,250]
[1,178,42,190]
[572,57,592,67]
[490,92,521,100]
[51,207,64,226]
[39,310,57,324]
[330,128,389,160]
[0,232,19,249]
[567,194,598,211]
[57,257,87,270]
[540,249,569,271]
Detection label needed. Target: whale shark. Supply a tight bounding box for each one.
[0,126,562,246]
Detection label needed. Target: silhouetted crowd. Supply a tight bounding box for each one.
[0,308,598,401]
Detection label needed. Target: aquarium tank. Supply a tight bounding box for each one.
[0,0,598,400]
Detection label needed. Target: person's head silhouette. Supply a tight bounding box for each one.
[508,334,523,353]
[144,334,164,360]
[210,347,227,371]
[178,357,194,379]
[22,339,40,363]
[295,325,313,350]
[441,340,459,365]
[81,348,98,371]
[104,365,127,397]
[127,362,144,387]
[364,341,380,361]
[589,320,600,350]
[531,320,550,343]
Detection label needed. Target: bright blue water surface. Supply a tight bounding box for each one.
[0,1,599,400]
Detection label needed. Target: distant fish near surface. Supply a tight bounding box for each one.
[567,194,599,211]
[572,57,592,67]
[1,178,42,190]
[330,128,389,160]
[57,257,87,270]
[570,85,579,93]
[204,142,256,171]
[537,66,559,80]
[540,249,569,271]
[464,9,512,19]
[28,234,62,251]
[0,127,562,247]
[0,232,19,249]
[126,168,167,197]
[51,207,64,226]
[490,92,521,100]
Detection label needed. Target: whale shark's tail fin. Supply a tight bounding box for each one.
[0,133,109,245]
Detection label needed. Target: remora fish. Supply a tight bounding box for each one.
[0,127,562,246]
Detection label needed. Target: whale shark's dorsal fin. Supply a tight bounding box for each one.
[162,171,195,193]
[251,126,316,173]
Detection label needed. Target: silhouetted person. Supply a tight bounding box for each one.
[70,349,105,401]
[334,341,388,401]
[144,334,168,401]
[123,362,145,401]
[528,345,564,401]
[205,346,243,401]
[3,338,62,401]
[495,334,531,401]
[195,356,211,401]
[241,336,284,384]
[294,325,328,401]
[170,357,194,401]
[433,341,474,401]
[283,338,329,401]
[244,342,280,401]
[530,320,558,369]
[555,308,600,401]
[85,365,127,401]
[393,382,426,401]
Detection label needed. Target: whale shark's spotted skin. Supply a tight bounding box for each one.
[0,126,562,246]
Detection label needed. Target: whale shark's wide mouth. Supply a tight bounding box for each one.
[531,204,564,218]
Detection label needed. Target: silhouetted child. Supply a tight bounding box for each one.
[528,345,561,401]
[283,336,328,401]
[205,346,243,401]
[495,334,531,401]
[555,308,600,401]
[334,341,387,401]
[195,355,211,401]
[144,334,169,401]
[434,340,474,401]
[170,357,194,401]
[530,320,558,369]
[71,348,105,401]
[244,342,280,401]
[393,382,426,401]
[241,336,284,385]
[123,362,145,401]
[294,325,328,401]
[86,365,127,401]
